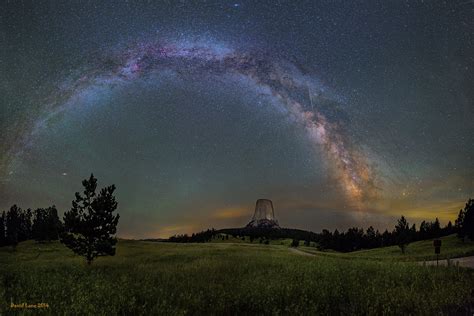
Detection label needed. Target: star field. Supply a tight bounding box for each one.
[0,0,473,238]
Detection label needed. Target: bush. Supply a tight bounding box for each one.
[291,239,299,248]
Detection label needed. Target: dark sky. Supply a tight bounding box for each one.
[1,0,473,238]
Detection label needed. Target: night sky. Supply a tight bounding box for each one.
[1,1,473,238]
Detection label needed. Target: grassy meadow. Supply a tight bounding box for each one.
[1,238,474,315]
[209,233,474,261]
[351,234,474,261]
[298,234,474,261]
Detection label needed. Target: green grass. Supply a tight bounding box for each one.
[351,234,474,261]
[298,234,474,261]
[210,234,314,247]
[1,239,474,315]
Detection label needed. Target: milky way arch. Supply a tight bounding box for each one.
[4,38,378,207]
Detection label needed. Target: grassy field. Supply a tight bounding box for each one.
[209,234,299,247]
[1,239,474,315]
[298,234,474,261]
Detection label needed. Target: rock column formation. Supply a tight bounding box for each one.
[246,199,280,228]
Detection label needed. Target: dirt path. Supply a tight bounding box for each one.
[289,247,318,257]
[289,247,474,269]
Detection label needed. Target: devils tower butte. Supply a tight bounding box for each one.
[246,199,280,228]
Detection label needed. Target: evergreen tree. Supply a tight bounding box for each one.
[46,206,62,240]
[445,221,453,235]
[455,208,466,241]
[410,224,417,241]
[394,216,410,254]
[333,229,341,250]
[32,206,62,242]
[60,174,120,264]
[32,208,48,242]
[432,218,441,238]
[6,205,21,248]
[365,226,376,248]
[0,211,6,246]
[419,221,429,240]
[18,208,32,241]
[462,199,474,241]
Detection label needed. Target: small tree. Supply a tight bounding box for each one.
[290,238,300,248]
[6,205,21,249]
[394,216,410,254]
[60,174,120,264]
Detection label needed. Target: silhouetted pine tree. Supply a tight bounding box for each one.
[394,216,411,254]
[32,206,62,242]
[0,211,6,246]
[410,224,417,241]
[60,174,119,264]
[32,208,48,242]
[455,208,466,241]
[18,208,32,241]
[432,218,441,238]
[445,221,453,235]
[46,206,62,240]
[462,199,474,241]
[6,205,21,249]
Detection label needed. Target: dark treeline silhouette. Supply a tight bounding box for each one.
[166,217,454,252]
[316,216,453,253]
[165,199,474,253]
[166,227,319,243]
[1,174,120,265]
[168,229,217,243]
[0,204,61,248]
[221,227,319,242]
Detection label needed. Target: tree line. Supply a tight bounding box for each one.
[315,216,451,253]
[0,174,120,264]
[168,228,217,243]
[167,198,474,254]
[300,199,473,253]
[0,205,62,247]
[167,227,319,244]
